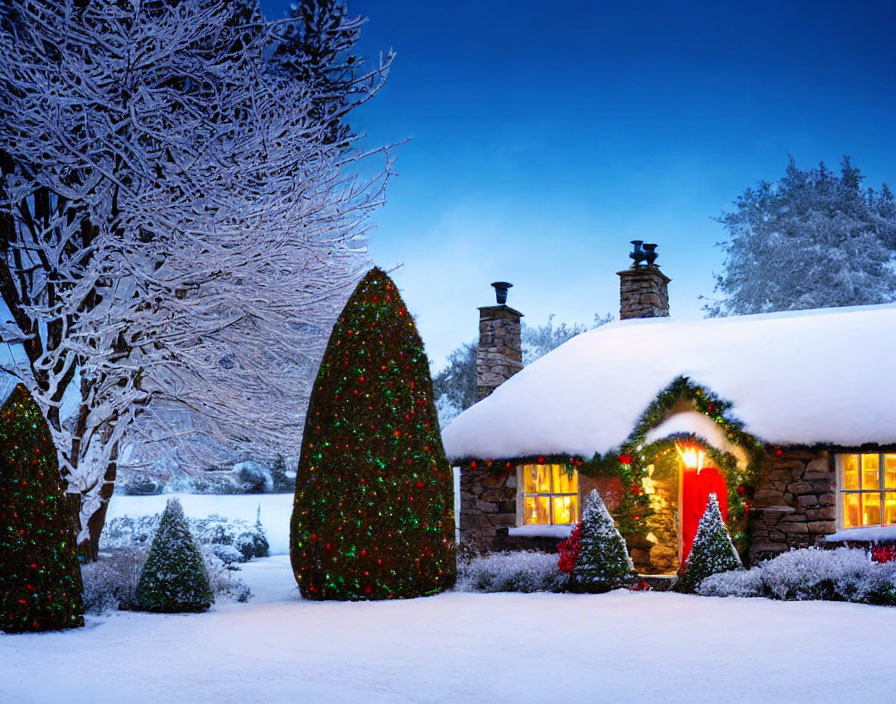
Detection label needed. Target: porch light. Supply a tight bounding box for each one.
[676,442,706,473]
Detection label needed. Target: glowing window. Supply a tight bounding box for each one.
[839,453,896,528]
[520,464,579,525]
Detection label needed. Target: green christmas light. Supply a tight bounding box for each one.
[0,384,84,633]
[290,268,456,600]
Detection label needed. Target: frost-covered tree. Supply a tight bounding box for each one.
[574,489,634,593]
[434,314,612,424]
[134,498,213,613]
[0,1,390,555]
[705,156,896,317]
[675,493,742,593]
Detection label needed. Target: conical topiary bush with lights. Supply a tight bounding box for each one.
[0,382,84,633]
[290,267,456,600]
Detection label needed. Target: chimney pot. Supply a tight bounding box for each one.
[490,281,513,305]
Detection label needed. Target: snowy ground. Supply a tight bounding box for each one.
[2,554,896,704]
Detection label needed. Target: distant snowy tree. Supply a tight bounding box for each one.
[0,0,391,555]
[433,314,611,424]
[675,493,742,593]
[522,313,612,364]
[574,489,634,593]
[705,156,896,317]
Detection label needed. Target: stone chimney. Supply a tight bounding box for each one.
[476,282,523,401]
[617,240,671,319]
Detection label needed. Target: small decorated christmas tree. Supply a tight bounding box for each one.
[676,493,743,593]
[135,499,213,613]
[575,489,635,593]
[0,382,84,633]
[291,267,456,600]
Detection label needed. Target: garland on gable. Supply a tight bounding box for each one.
[462,376,765,558]
[592,376,765,555]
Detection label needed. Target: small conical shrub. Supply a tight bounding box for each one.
[676,492,743,593]
[291,267,456,600]
[135,499,213,612]
[0,383,84,633]
[575,489,635,593]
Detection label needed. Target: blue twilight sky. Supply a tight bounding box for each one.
[261,0,896,369]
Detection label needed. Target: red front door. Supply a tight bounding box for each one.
[681,466,727,563]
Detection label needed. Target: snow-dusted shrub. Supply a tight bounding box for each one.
[134,499,214,613]
[82,545,252,614]
[456,552,567,593]
[675,493,742,593]
[696,547,896,605]
[760,547,896,604]
[202,551,252,604]
[81,548,148,614]
[696,567,764,598]
[103,512,268,563]
[574,490,634,593]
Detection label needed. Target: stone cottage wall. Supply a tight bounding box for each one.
[748,449,836,564]
[458,463,517,552]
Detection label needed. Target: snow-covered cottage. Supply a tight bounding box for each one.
[442,244,896,572]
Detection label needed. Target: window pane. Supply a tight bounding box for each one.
[885,455,896,489]
[862,492,882,526]
[885,493,896,526]
[552,495,578,524]
[841,454,860,490]
[552,465,577,494]
[862,454,880,490]
[522,465,550,494]
[524,496,550,525]
[843,493,861,528]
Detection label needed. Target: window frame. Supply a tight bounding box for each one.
[837,452,896,529]
[515,463,580,527]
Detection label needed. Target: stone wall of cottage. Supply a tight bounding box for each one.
[748,448,836,563]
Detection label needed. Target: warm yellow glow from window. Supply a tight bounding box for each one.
[675,442,706,472]
[520,464,579,525]
[839,453,896,529]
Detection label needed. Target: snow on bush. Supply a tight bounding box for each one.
[696,547,896,605]
[134,499,214,613]
[574,490,634,593]
[103,513,269,564]
[81,548,149,614]
[675,493,742,593]
[82,547,251,614]
[456,552,567,593]
[697,567,765,598]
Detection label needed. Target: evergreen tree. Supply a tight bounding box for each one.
[575,489,634,593]
[676,493,743,593]
[706,156,896,316]
[291,268,456,600]
[135,498,213,613]
[0,383,84,633]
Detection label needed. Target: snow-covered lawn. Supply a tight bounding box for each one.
[2,555,896,704]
